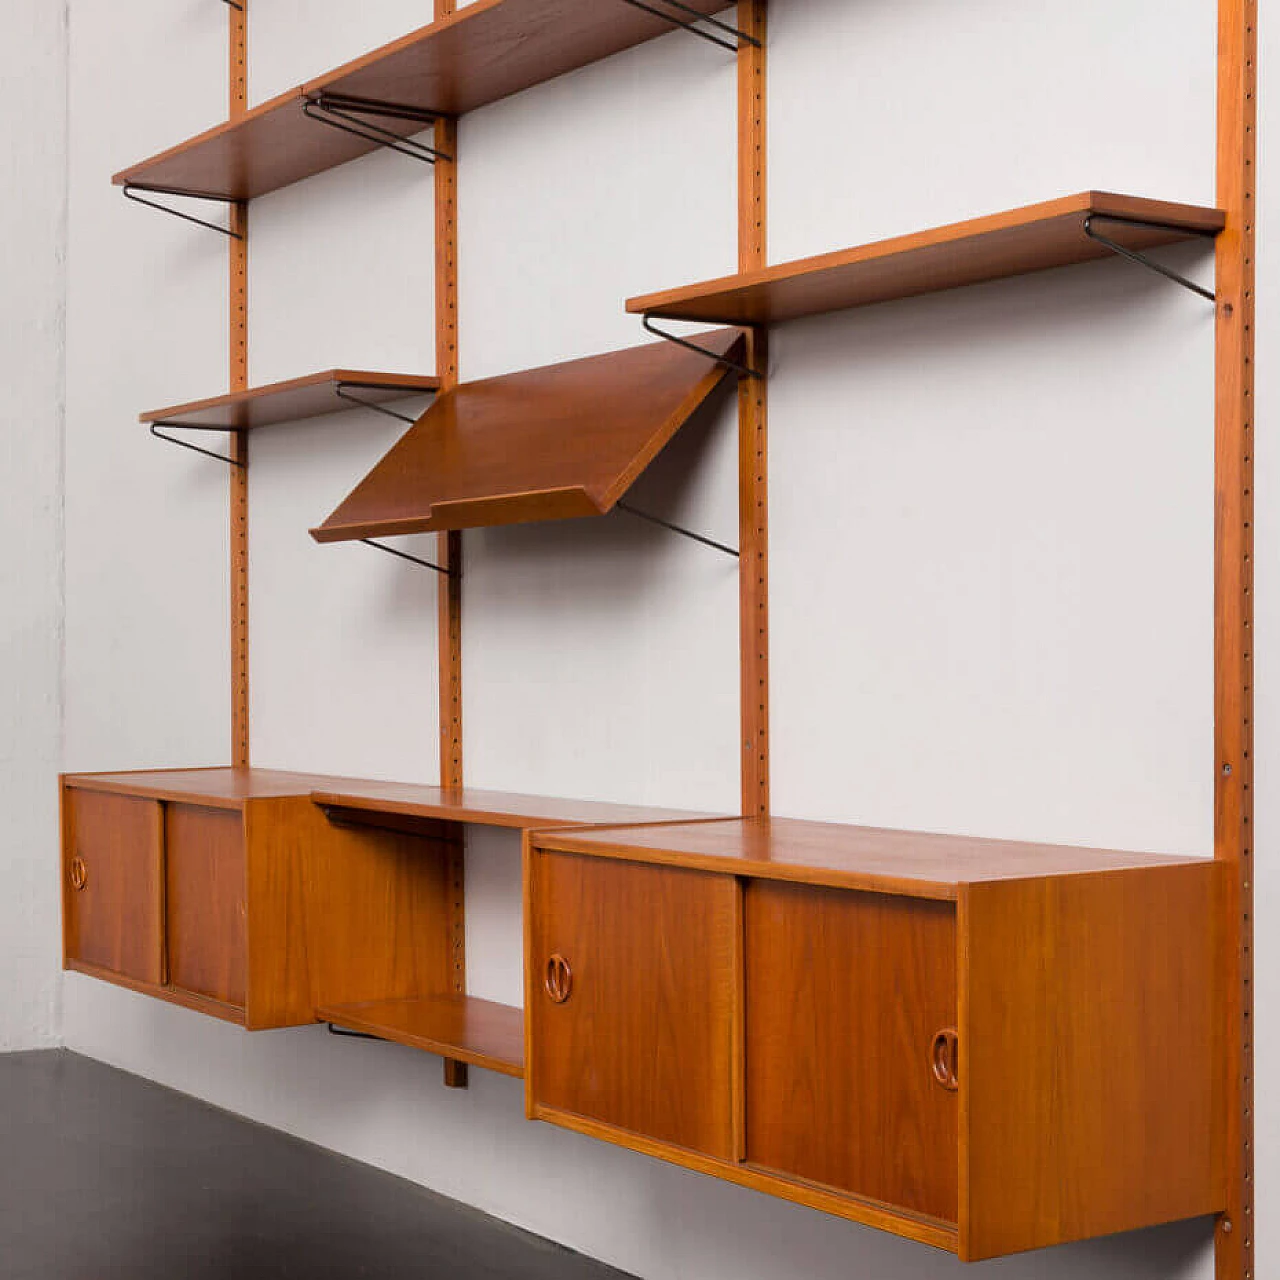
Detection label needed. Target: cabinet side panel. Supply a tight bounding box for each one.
[529,852,737,1161]
[961,864,1222,1260]
[744,882,958,1223]
[245,799,454,1028]
[63,788,165,986]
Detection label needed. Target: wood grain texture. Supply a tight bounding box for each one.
[245,797,455,1029]
[745,882,958,1223]
[62,789,165,985]
[318,994,524,1077]
[535,817,1208,899]
[310,332,744,542]
[113,0,737,200]
[165,804,247,1008]
[959,863,1223,1260]
[64,768,407,809]
[312,780,716,830]
[528,851,737,1160]
[141,371,439,430]
[1215,2,1258,1276]
[628,193,1225,325]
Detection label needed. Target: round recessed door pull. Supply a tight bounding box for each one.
[544,954,573,1004]
[932,1028,959,1091]
[69,857,88,892]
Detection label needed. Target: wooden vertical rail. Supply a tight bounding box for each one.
[434,0,467,1091]
[738,0,769,818]
[1215,0,1256,1276]
[229,0,249,768]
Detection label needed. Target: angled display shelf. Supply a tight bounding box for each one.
[627,192,1225,325]
[319,994,526,1078]
[310,330,745,543]
[114,0,738,201]
[142,370,439,431]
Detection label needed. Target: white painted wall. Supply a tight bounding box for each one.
[52,0,1267,1278]
[0,0,67,1050]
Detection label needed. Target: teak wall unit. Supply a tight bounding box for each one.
[80,0,1254,1272]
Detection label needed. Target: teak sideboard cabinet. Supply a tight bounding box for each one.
[61,770,458,1029]
[525,818,1224,1261]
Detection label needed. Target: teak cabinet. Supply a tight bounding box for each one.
[525,820,1224,1261]
[61,771,457,1029]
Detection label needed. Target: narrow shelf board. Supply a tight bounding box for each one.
[534,817,1213,901]
[312,781,719,830]
[316,994,524,1078]
[310,330,744,543]
[114,0,735,201]
[62,767,413,811]
[627,193,1226,325]
[141,371,439,431]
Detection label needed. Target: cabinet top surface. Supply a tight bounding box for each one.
[533,817,1211,898]
[63,768,376,808]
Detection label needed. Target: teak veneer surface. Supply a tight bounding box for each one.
[114,0,737,200]
[537,816,1207,898]
[628,193,1225,325]
[141,371,439,431]
[64,768,383,809]
[311,332,743,543]
[317,994,525,1078]
[311,779,716,830]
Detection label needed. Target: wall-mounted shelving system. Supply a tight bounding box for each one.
[74,0,1254,1271]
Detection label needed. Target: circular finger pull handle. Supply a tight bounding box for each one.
[544,954,573,1004]
[69,857,88,892]
[932,1028,959,1091]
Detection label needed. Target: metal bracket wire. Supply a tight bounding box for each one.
[618,0,760,51]
[616,500,738,558]
[302,94,451,165]
[1082,214,1216,303]
[326,1023,384,1042]
[221,0,243,10]
[642,315,763,380]
[335,382,426,425]
[149,422,245,467]
[362,538,457,576]
[123,185,242,238]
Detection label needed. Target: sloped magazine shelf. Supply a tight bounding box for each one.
[628,192,1225,326]
[310,330,744,542]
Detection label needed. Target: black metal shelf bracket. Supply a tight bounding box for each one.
[302,94,451,165]
[149,421,245,467]
[221,0,243,11]
[362,538,457,576]
[335,382,428,425]
[327,1023,385,1043]
[618,0,760,52]
[123,185,242,238]
[642,315,763,380]
[1083,214,1217,303]
[617,499,738,558]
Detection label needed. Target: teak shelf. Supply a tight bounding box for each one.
[628,192,1225,325]
[113,0,737,201]
[141,371,439,432]
[310,332,744,542]
[318,994,525,1078]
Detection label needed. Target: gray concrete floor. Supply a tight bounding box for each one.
[0,1050,634,1280]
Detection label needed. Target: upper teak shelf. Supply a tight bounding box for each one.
[628,193,1225,325]
[114,0,737,201]
[142,370,439,431]
[310,329,744,543]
